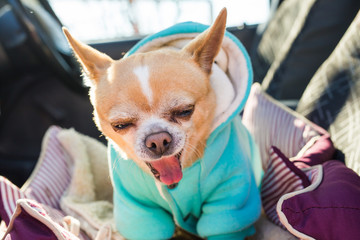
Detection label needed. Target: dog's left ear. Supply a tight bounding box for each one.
[182,8,227,74]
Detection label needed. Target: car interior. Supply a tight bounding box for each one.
[1,0,360,239]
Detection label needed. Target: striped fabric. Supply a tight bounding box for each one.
[261,147,311,228]
[4,199,80,240]
[304,167,319,184]
[0,126,91,240]
[242,83,323,170]
[22,126,72,209]
[0,177,81,239]
[0,176,28,224]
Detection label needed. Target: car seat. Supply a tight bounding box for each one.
[251,0,360,102]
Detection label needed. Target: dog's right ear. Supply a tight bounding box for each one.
[63,28,113,85]
[182,8,227,74]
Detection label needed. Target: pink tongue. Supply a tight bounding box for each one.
[151,156,183,185]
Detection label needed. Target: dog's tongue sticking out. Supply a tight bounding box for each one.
[151,156,182,185]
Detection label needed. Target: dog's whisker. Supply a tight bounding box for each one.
[185,142,203,160]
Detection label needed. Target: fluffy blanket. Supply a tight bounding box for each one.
[0,126,294,240]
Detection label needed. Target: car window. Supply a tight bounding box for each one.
[48,0,270,43]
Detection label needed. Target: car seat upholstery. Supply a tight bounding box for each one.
[251,0,360,101]
[296,11,360,175]
[251,0,315,86]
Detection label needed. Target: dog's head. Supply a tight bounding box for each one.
[63,9,227,187]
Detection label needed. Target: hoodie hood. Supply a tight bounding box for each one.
[125,21,253,137]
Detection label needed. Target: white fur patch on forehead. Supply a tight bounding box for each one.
[133,65,153,104]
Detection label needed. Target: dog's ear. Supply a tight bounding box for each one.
[182,8,227,74]
[63,28,113,85]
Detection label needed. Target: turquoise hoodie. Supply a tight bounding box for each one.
[109,22,263,240]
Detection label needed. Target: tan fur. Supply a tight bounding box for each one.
[63,8,227,175]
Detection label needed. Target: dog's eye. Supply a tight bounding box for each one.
[112,122,133,131]
[172,105,195,120]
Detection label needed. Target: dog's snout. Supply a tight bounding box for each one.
[145,131,172,155]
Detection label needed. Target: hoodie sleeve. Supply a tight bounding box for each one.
[109,145,175,240]
[113,179,175,240]
[196,172,261,239]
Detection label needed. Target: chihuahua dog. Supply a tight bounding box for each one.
[64,8,261,240]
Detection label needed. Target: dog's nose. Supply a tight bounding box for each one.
[145,131,172,155]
